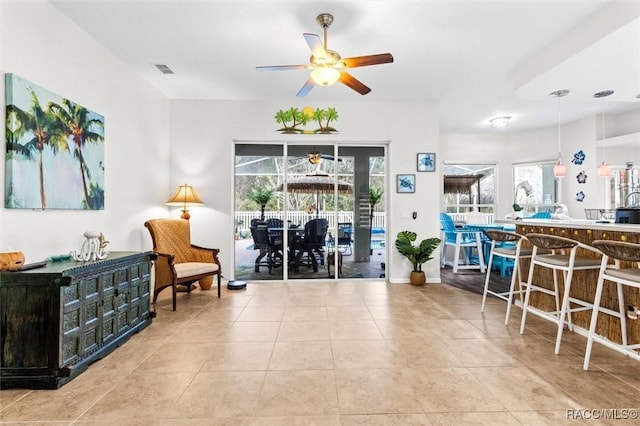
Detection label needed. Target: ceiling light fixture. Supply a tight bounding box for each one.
[594,90,614,177]
[550,90,570,178]
[489,116,511,129]
[310,66,341,86]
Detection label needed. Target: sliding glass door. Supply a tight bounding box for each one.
[234,143,385,281]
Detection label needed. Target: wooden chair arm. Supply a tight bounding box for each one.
[153,252,177,287]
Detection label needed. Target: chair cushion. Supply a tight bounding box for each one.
[175,262,219,278]
[605,268,640,284]
[495,247,533,257]
[536,254,600,267]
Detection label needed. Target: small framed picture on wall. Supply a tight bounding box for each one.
[397,174,416,193]
[417,153,436,172]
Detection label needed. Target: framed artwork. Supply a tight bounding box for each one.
[397,174,415,193]
[5,73,105,210]
[417,153,436,172]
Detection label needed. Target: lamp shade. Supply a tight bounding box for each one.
[166,184,203,220]
[166,184,204,206]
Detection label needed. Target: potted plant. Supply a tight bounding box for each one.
[248,187,274,221]
[395,231,441,285]
[512,203,524,220]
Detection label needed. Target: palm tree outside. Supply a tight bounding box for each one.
[248,187,275,220]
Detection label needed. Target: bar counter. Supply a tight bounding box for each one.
[495,219,640,346]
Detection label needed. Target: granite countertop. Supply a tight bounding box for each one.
[495,218,640,233]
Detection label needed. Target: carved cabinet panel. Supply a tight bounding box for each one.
[1,252,155,389]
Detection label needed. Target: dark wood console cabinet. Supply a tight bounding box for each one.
[0,251,156,389]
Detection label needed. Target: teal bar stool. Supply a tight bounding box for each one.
[481,230,532,325]
[520,233,603,354]
[584,240,640,370]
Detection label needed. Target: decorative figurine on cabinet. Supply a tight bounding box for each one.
[70,231,109,261]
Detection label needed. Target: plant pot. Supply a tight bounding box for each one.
[409,271,426,286]
[512,211,524,220]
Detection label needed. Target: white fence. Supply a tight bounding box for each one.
[235,211,386,230]
[447,212,495,224]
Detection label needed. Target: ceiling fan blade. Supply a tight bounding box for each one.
[296,77,316,97]
[342,53,394,68]
[303,33,328,59]
[256,64,307,71]
[339,72,371,95]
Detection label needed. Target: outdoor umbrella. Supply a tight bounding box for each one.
[276,172,353,217]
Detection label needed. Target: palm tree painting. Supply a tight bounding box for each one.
[5,74,105,209]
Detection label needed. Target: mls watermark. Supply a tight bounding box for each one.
[566,408,639,420]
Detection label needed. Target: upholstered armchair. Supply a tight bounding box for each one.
[144,218,221,311]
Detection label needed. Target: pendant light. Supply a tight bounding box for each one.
[550,90,570,178]
[594,90,614,177]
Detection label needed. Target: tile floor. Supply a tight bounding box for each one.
[1,280,640,425]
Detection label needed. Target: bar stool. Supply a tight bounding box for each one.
[583,240,640,370]
[481,230,532,325]
[519,233,603,354]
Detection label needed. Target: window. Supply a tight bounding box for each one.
[442,164,496,223]
[512,162,557,214]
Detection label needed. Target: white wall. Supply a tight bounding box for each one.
[0,0,170,262]
[170,100,442,283]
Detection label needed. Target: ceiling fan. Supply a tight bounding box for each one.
[256,13,394,97]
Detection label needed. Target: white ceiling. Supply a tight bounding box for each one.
[50,0,640,134]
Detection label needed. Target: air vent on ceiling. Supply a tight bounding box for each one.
[154,64,174,74]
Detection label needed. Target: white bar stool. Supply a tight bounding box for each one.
[481,230,532,325]
[584,240,640,370]
[519,233,603,354]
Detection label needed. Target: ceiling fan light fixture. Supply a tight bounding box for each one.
[308,152,323,164]
[310,66,340,86]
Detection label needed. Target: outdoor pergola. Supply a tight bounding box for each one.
[443,174,484,197]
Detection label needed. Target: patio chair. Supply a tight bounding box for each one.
[439,212,485,273]
[249,219,274,273]
[337,222,353,255]
[294,218,329,272]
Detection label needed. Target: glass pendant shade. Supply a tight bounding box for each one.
[553,161,567,178]
[549,90,570,179]
[597,161,611,177]
[594,90,614,178]
[310,66,340,86]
